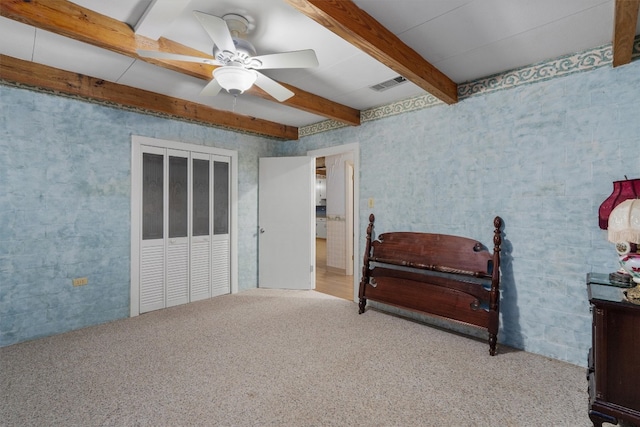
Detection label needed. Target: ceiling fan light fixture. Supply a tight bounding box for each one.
[213,66,257,96]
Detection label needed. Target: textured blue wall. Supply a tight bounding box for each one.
[277,60,640,366]
[0,87,273,346]
[2,58,639,365]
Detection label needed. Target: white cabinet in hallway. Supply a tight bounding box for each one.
[315,177,326,205]
[316,217,327,238]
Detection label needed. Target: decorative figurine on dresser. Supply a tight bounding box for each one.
[588,179,640,427]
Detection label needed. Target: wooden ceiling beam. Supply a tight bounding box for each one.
[612,0,640,67]
[0,0,360,126]
[0,55,299,140]
[0,0,211,79]
[285,0,458,105]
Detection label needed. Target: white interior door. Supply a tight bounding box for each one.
[259,156,314,290]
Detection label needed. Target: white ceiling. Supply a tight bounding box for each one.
[1,0,637,129]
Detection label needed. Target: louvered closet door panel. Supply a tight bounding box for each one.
[140,149,166,313]
[166,150,189,308]
[190,154,211,302]
[211,238,230,297]
[190,237,210,301]
[140,244,165,313]
[211,157,230,297]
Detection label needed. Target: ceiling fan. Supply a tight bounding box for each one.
[137,11,319,102]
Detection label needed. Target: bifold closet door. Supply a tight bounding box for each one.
[191,155,231,300]
[138,146,231,314]
[139,148,190,312]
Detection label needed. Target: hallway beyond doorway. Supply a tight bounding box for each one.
[315,238,353,300]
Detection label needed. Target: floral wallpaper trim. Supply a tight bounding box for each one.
[361,93,443,121]
[298,118,349,137]
[457,43,613,99]
[298,93,443,137]
[300,36,640,138]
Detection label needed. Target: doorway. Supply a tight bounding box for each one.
[308,144,359,302]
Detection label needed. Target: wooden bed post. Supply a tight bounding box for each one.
[358,213,375,314]
[488,216,503,356]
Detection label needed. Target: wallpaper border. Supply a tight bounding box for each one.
[299,35,640,138]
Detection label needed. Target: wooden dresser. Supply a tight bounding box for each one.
[587,275,640,427]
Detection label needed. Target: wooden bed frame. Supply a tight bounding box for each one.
[358,214,504,355]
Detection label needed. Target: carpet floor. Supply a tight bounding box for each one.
[1,289,596,426]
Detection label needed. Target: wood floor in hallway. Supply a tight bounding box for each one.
[315,238,354,300]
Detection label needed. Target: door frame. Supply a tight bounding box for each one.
[307,143,360,302]
[130,135,238,317]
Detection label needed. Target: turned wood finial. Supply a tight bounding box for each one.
[493,216,503,250]
[363,214,375,262]
[489,216,503,318]
[358,213,376,314]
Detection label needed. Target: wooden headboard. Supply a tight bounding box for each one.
[358,214,503,355]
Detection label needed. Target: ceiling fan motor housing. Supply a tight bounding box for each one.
[212,13,262,67]
[213,38,258,66]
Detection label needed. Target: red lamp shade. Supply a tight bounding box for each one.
[599,178,640,229]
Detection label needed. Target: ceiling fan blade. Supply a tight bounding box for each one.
[137,50,222,65]
[200,79,223,97]
[254,72,295,102]
[250,49,319,70]
[193,11,236,54]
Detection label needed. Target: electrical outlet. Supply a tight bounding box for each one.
[72,277,88,287]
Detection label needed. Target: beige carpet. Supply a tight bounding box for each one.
[1,289,594,426]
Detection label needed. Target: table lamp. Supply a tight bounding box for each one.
[608,199,640,303]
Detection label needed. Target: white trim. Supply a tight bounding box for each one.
[307,143,360,302]
[130,135,238,317]
[229,153,238,295]
[130,141,141,317]
[133,135,238,158]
